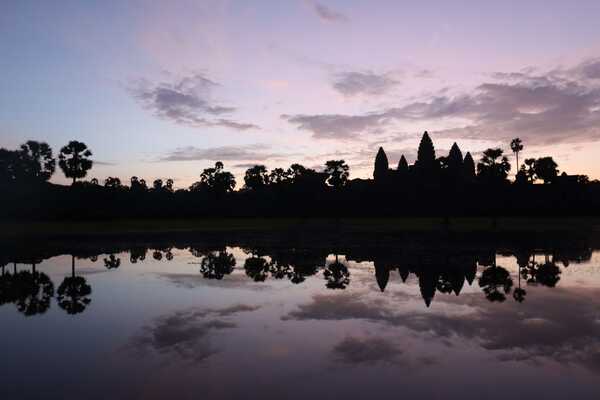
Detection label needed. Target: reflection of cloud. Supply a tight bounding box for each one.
[333,336,403,365]
[159,273,272,292]
[128,304,259,362]
[284,289,600,371]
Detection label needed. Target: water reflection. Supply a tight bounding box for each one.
[0,232,592,317]
[1,231,599,399]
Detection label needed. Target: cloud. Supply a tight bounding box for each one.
[311,2,348,22]
[127,304,259,362]
[282,113,385,140]
[130,73,258,131]
[332,336,403,365]
[285,58,600,145]
[161,144,287,162]
[332,71,399,96]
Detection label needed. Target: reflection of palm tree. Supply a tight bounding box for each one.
[14,263,54,316]
[513,251,529,303]
[200,251,236,280]
[323,255,350,290]
[57,256,92,315]
[479,256,513,302]
[103,254,121,270]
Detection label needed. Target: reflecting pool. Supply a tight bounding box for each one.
[1,231,599,399]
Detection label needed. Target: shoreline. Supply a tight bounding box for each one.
[1,216,599,239]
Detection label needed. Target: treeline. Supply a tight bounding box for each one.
[1,133,600,220]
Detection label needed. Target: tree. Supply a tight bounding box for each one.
[374,147,389,181]
[243,165,270,190]
[534,157,558,184]
[19,140,56,183]
[58,141,93,184]
[104,177,122,189]
[522,158,536,183]
[477,148,511,184]
[0,149,24,183]
[324,160,349,188]
[153,179,163,191]
[510,138,524,175]
[189,162,236,193]
[165,179,174,192]
[269,168,291,185]
[130,176,148,193]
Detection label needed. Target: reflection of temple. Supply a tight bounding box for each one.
[0,230,594,315]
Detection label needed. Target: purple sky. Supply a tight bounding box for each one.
[2,0,600,187]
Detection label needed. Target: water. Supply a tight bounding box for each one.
[1,231,599,399]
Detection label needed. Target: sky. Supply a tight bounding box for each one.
[2,0,600,187]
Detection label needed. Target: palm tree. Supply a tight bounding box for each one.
[58,141,93,184]
[510,138,524,176]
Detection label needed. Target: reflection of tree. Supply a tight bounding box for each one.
[200,251,236,280]
[522,255,561,288]
[13,264,54,316]
[323,255,350,290]
[103,254,121,270]
[513,249,530,303]
[479,260,513,302]
[244,256,270,282]
[130,247,147,263]
[57,256,92,315]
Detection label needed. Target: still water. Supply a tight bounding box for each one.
[1,231,599,399]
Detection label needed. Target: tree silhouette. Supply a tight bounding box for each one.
[104,177,122,189]
[510,138,524,176]
[374,147,389,181]
[57,256,92,315]
[19,140,56,183]
[534,157,559,184]
[477,148,511,184]
[58,141,93,184]
[324,160,349,188]
[522,158,537,183]
[244,165,270,190]
[190,161,236,193]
